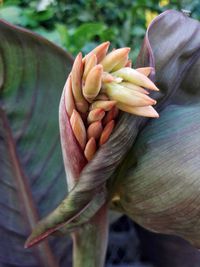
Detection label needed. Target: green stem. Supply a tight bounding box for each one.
[72,204,108,267]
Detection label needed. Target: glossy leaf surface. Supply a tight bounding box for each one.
[0,20,73,266]
[119,10,200,248]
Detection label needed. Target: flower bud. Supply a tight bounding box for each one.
[84,137,97,161]
[83,53,97,81]
[100,48,130,72]
[70,109,87,149]
[87,108,105,124]
[83,64,103,102]
[90,100,116,111]
[105,82,156,107]
[112,67,159,91]
[120,82,149,94]
[71,53,89,113]
[111,54,128,71]
[86,41,110,63]
[99,120,115,145]
[64,75,75,116]
[87,121,103,140]
[116,103,159,117]
[103,106,119,125]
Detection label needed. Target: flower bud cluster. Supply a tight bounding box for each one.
[64,42,159,161]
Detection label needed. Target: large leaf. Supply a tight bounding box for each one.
[0,20,73,266]
[117,10,200,248]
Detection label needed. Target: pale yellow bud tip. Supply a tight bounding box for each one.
[83,64,103,102]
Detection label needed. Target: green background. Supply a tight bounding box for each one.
[1,0,199,60]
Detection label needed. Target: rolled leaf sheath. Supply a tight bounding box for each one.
[25,90,109,267]
[61,86,109,267]
[72,204,108,267]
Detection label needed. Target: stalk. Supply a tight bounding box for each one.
[72,204,108,267]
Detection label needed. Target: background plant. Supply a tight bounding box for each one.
[1,0,199,60]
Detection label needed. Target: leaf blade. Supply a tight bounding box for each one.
[0,19,73,266]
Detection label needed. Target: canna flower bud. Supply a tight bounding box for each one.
[70,109,87,149]
[83,64,103,102]
[112,67,159,91]
[120,82,150,94]
[87,108,105,124]
[86,41,110,63]
[84,137,97,161]
[111,54,129,71]
[83,53,97,81]
[116,103,159,117]
[99,120,115,145]
[64,75,75,116]
[87,121,103,140]
[102,106,119,125]
[105,82,157,107]
[90,100,117,111]
[71,53,89,113]
[100,47,130,72]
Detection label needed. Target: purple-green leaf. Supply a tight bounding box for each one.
[119,10,200,248]
[0,20,73,266]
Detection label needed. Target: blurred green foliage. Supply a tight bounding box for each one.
[0,0,200,60]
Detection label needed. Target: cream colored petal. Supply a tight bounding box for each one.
[117,103,159,118]
[112,67,159,91]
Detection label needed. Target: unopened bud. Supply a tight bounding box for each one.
[117,103,159,118]
[84,137,97,161]
[90,100,116,111]
[112,67,159,91]
[71,53,89,113]
[70,109,87,149]
[103,106,119,125]
[100,48,130,72]
[83,64,103,102]
[99,120,115,145]
[83,53,97,81]
[112,54,128,72]
[87,121,103,140]
[105,83,156,107]
[87,41,110,63]
[120,82,149,95]
[87,108,105,124]
[64,75,75,116]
